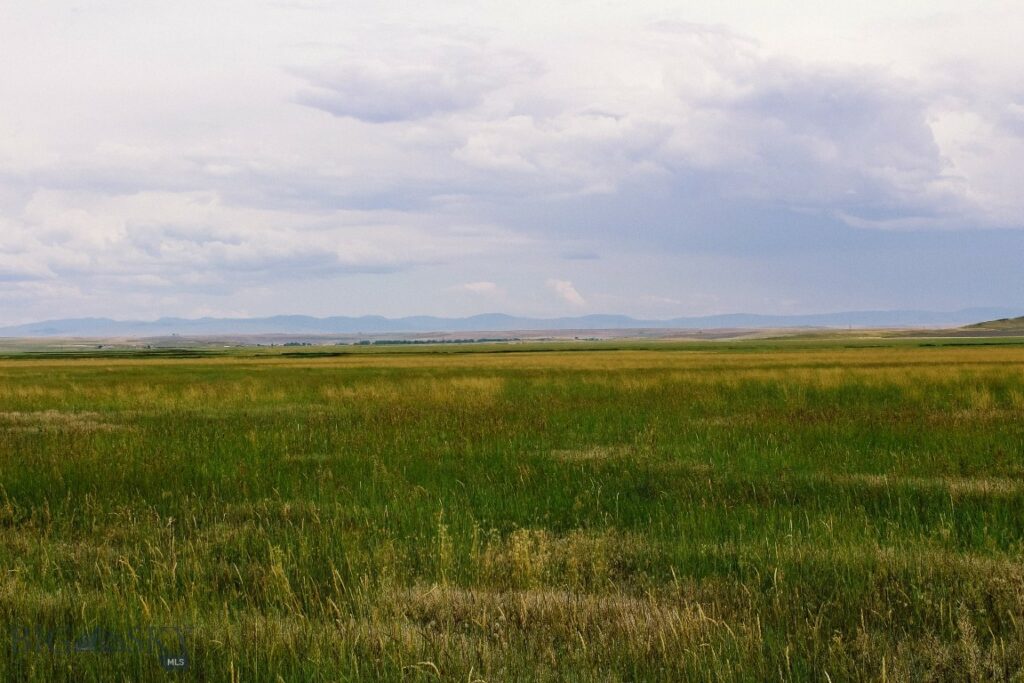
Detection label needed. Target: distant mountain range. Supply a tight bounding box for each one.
[0,308,1020,338]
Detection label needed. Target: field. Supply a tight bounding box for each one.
[1,339,1024,681]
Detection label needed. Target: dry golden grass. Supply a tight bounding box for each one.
[823,473,1024,497]
[0,410,123,433]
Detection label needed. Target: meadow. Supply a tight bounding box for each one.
[1,339,1023,681]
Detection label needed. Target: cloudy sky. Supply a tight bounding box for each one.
[1,1,1023,323]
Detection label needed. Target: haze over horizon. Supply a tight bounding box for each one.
[2,1,1023,326]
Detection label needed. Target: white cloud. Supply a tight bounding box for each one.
[2,189,528,292]
[546,279,586,307]
[2,4,1021,229]
[1,2,1024,322]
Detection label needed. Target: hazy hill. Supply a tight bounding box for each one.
[964,316,1024,333]
[1,308,1021,338]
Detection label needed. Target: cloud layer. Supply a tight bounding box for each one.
[1,1,1023,323]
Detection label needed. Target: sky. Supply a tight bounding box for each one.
[1,0,1023,324]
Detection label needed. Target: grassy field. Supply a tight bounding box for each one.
[1,340,1024,681]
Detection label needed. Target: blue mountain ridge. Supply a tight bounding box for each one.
[0,308,1020,337]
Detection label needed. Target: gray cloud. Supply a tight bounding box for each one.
[294,64,481,122]
[291,43,540,122]
[1,3,1023,323]
[2,189,528,300]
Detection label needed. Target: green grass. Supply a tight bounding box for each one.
[1,341,1024,680]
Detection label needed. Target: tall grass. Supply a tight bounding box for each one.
[0,343,1023,680]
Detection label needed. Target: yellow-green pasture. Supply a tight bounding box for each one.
[1,340,1023,680]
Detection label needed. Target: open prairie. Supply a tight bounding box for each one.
[2,339,1024,681]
